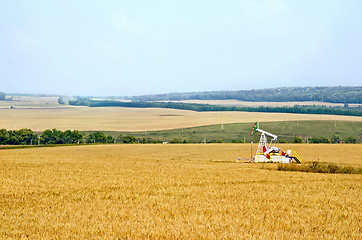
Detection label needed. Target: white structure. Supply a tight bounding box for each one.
[251,122,301,164]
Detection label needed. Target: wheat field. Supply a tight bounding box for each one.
[1,96,361,132]
[0,96,61,108]
[1,106,361,132]
[1,144,361,239]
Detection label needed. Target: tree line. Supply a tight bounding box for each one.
[3,86,362,104]
[0,129,37,145]
[126,86,362,104]
[0,129,84,145]
[0,128,162,145]
[291,135,357,144]
[69,99,362,117]
[0,128,358,145]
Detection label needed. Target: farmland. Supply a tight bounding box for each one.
[166,99,362,108]
[1,106,362,132]
[0,95,360,132]
[0,95,361,239]
[113,120,362,143]
[0,144,361,239]
[0,96,63,108]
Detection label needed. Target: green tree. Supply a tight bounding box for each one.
[40,129,54,144]
[345,137,357,144]
[292,136,303,143]
[309,137,331,144]
[331,135,341,144]
[0,129,9,144]
[58,97,65,104]
[40,129,63,144]
[52,129,65,144]
[122,135,137,144]
[4,129,37,145]
[8,135,19,145]
[71,130,83,144]
[63,130,72,143]
[87,132,107,143]
[0,92,5,101]
[106,135,114,143]
[321,137,331,143]
[86,133,96,143]
[62,130,83,144]
[17,128,37,145]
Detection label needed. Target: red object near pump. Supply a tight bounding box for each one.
[263,146,267,153]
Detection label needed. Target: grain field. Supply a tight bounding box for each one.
[0,107,361,132]
[0,144,361,239]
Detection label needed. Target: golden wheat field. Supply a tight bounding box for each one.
[0,144,361,239]
[1,107,361,132]
[0,96,361,131]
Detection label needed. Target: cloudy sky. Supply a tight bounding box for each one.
[0,0,361,96]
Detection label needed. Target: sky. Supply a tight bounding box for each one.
[0,0,361,96]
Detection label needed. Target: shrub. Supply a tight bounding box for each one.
[277,162,361,174]
[345,137,357,144]
[327,163,338,173]
[309,137,331,143]
[292,136,303,143]
[331,135,341,144]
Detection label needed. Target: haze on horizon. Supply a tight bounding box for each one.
[0,0,361,97]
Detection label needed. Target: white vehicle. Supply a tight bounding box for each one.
[250,122,302,164]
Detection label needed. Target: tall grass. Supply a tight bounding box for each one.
[277,161,362,174]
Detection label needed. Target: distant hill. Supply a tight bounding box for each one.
[5,93,61,97]
[127,86,362,104]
